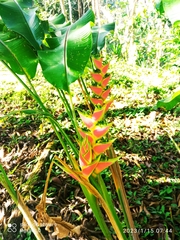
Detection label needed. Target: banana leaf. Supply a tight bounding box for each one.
[156,0,180,24]
[156,90,180,110]
[0,32,38,78]
[38,10,95,92]
[0,1,95,89]
[0,0,44,49]
[155,0,165,14]
[92,22,115,55]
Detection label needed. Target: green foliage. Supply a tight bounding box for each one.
[155,0,180,110]
[103,1,179,72]
[156,90,180,110]
[92,22,115,56]
[161,0,180,24]
[0,0,44,50]
[0,0,95,92]
[38,10,94,92]
[0,164,17,201]
[0,33,38,78]
[155,0,165,14]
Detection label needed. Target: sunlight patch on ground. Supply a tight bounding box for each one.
[147,177,180,184]
[1,67,24,92]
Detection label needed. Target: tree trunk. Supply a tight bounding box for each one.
[68,0,73,23]
[59,0,67,20]
[91,0,95,12]
[78,0,83,18]
[92,0,101,26]
[124,0,138,63]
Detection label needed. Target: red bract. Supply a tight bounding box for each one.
[78,111,95,129]
[82,161,99,178]
[101,88,111,100]
[91,73,103,83]
[78,58,116,178]
[92,108,104,122]
[103,99,114,113]
[102,76,110,88]
[78,128,94,145]
[93,58,103,69]
[101,63,109,75]
[90,86,103,96]
[93,125,111,139]
[79,137,92,167]
[90,98,104,106]
[94,159,117,175]
[93,141,113,156]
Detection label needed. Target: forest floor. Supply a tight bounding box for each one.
[0,60,180,240]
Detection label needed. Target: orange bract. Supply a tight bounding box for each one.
[77,58,116,178]
[91,73,103,83]
[90,98,104,106]
[90,86,103,96]
[93,58,103,69]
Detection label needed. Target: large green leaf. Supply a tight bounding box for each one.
[38,10,95,92]
[156,90,180,110]
[38,24,92,92]
[155,0,165,14]
[0,32,38,78]
[161,0,180,23]
[50,13,66,25]
[92,22,115,55]
[51,9,94,38]
[0,164,17,201]
[0,0,44,49]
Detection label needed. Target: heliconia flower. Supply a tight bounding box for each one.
[78,128,94,145]
[94,158,118,175]
[93,141,113,156]
[76,58,116,178]
[103,98,114,113]
[93,58,103,69]
[91,73,103,83]
[93,124,111,139]
[90,86,103,96]
[102,76,111,88]
[78,111,95,129]
[79,137,92,167]
[92,108,105,122]
[90,98,104,106]
[101,63,109,76]
[101,88,111,100]
[82,161,99,178]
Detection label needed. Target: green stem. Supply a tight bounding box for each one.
[57,89,74,122]
[68,91,81,141]
[80,77,90,97]
[47,116,79,167]
[2,62,79,165]
[78,78,93,113]
[108,148,137,240]
[97,174,128,240]
[57,88,81,142]
[81,185,113,240]
[2,61,47,113]
[0,165,45,240]
[168,133,180,154]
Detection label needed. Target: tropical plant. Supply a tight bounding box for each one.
[156,0,180,110]
[0,0,138,239]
